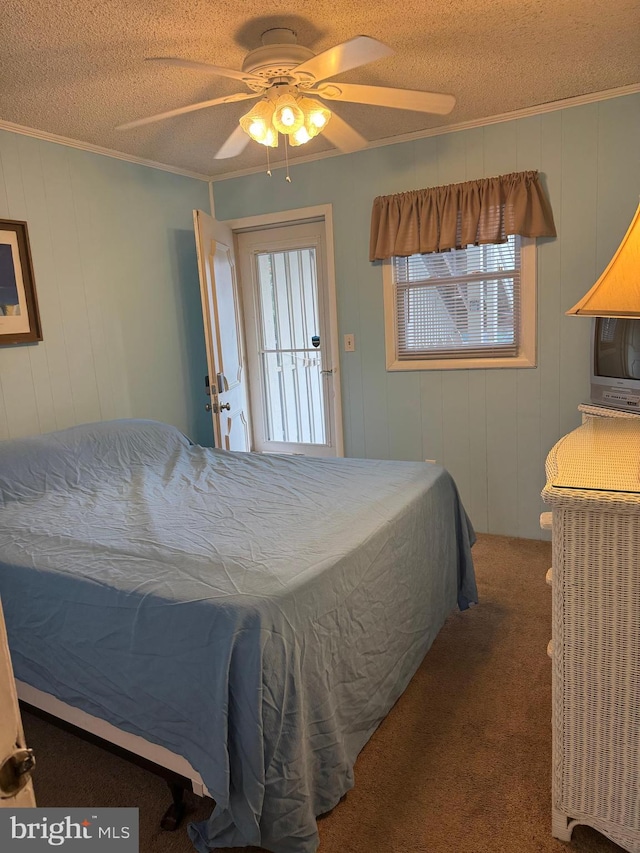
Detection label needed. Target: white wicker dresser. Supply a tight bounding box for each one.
[542,413,640,852]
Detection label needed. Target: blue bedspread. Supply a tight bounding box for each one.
[0,419,476,852]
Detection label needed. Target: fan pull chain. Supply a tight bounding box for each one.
[266,144,272,177]
[284,135,292,183]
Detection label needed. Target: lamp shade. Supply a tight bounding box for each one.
[239,100,278,147]
[272,94,304,135]
[567,202,640,317]
[289,125,313,147]
[289,98,332,147]
[298,98,331,135]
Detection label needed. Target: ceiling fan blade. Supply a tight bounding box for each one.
[292,36,393,85]
[145,57,263,85]
[321,113,368,154]
[214,125,251,159]
[117,92,259,130]
[315,83,456,115]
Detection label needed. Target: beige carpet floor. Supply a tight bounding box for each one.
[22,533,625,853]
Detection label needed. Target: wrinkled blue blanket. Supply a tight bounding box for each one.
[0,419,476,852]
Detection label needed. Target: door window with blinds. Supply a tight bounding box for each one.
[383,235,536,370]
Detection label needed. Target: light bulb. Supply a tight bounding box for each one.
[290,126,312,147]
[309,110,327,129]
[280,107,296,127]
[297,97,332,140]
[249,120,268,141]
[262,127,278,147]
[272,94,304,135]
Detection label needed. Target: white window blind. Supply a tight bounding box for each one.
[393,236,521,360]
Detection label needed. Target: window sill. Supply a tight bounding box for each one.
[386,353,537,371]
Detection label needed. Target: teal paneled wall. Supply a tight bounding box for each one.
[0,133,212,446]
[213,93,640,538]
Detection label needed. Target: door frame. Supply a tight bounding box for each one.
[220,204,344,457]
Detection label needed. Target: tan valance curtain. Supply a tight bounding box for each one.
[369,170,556,261]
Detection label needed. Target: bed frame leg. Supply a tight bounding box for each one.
[160,781,186,831]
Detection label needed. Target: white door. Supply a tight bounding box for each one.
[237,221,338,457]
[194,210,251,451]
[0,597,36,808]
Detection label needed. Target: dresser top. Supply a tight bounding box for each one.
[543,417,640,507]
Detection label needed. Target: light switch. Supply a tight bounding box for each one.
[344,333,355,352]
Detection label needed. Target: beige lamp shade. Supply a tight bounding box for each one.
[289,98,332,146]
[567,202,640,317]
[239,100,278,147]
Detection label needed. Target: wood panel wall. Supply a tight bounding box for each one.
[0,132,211,446]
[213,93,640,539]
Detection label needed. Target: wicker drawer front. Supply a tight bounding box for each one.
[553,509,640,832]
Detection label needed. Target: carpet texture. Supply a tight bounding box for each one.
[22,534,624,852]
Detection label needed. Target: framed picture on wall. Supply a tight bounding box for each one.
[0,219,42,346]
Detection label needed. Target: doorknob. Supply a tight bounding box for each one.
[208,402,231,413]
[219,402,231,411]
[0,748,35,798]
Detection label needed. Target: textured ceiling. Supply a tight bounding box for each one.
[1,0,639,179]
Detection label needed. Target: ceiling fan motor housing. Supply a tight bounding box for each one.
[242,28,315,87]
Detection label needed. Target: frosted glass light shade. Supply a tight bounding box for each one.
[289,98,332,146]
[239,100,278,147]
[289,126,313,146]
[299,98,331,134]
[239,94,332,149]
[272,94,304,134]
[567,202,640,317]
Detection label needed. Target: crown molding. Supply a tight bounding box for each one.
[1,82,637,185]
[209,82,640,182]
[0,118,210,182]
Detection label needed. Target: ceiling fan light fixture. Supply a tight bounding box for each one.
[289,125,312,147]
[289,99,333,146]
[121,35,457,163]
[239,100,278,146]
[300,98,331,132]
[261,126,279,148]
[272,94,305,134]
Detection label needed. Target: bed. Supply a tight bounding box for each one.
[0,418,477,853]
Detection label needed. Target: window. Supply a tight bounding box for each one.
[383,236,536,370]
[254,246,326,445]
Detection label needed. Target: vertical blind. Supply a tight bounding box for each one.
[394,236,521,360]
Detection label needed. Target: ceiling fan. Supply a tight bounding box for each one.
[117,28,456,159]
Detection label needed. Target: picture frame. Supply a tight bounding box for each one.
[0,219,42,346]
